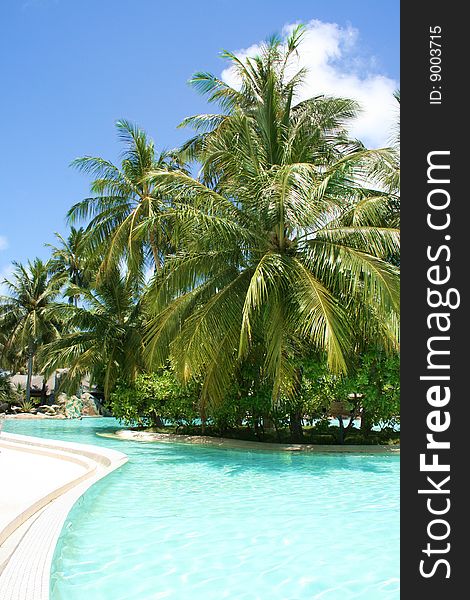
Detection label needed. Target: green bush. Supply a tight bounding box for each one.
[342,352,400,431]
[0,373,20,407]
[300,352,400,432]
[110,371,199,427]
[309,434,335,444]
[0,373,11,402]
[18,399,36,413]
[109,350,399,445]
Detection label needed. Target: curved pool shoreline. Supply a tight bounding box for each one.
[101,428,401,453]
[2,417,399,600]
[0,430,127,600]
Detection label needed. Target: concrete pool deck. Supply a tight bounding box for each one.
[0,430,127,599]
[101,429,401,453]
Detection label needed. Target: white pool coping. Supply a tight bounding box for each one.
[0,431,127,599]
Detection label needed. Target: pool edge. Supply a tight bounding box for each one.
[101,429,401,454]
[0,432,127,600]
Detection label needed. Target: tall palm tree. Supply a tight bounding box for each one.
[40,269,145,401]
[0,329,23,373]
[143,27,400,415]
[0,259,62,402]
[68,120,183,283]
[47,227,94,307]
[366,90,400,197]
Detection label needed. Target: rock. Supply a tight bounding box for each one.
[56,393,68,406]
[80,393,100,416]
[65,395,83,419]
[51,392,100,418]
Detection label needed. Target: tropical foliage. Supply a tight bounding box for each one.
[0,25,400,441]
[143,27,399,414]
[0,259,62,401]
[68,120,183,283]
[0,372,17,407]
[111,369,199,428]
[109,356,399,443]
[39,269,145,400]
[47,227,94,306]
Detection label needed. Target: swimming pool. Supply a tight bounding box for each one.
[3,418,399,599]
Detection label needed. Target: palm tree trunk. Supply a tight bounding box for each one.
[199,404,207,434]
[360,408,373,435]
[289,408,304,442]
[337,415,345,444]
[289,367,304,442]
[26,349,34,404]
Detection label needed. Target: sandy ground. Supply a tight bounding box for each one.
[101,429,400,453]
[1,413,64,419]
[1,414,103,419]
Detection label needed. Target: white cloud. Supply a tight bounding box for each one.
[221,19,398,148]
[0,263,14,296]
[0,235,8,251]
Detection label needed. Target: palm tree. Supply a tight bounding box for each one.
[143,27,400,422]
[47,227,94,307]
[366,90,400,197]
[0,259,62,402]
[68,120,183,283]
[0,328,23,373]
[40,269,145,401]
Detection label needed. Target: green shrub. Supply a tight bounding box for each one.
[0,373,21,407]
[18,399,35,413]
[309,434,335,444]
[300,352,400,432]
[110,370,199,427]
[313,417,332,434]
[343,352,400,431]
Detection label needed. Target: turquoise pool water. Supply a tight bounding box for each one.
[3,418,399,599]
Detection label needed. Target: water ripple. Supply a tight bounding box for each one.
[3,418,399,600]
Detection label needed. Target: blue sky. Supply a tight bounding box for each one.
[0,0,399,284]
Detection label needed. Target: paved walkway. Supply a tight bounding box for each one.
[0,445,86,544]
[0,431,127,599]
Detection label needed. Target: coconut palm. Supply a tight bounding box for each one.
[143,28,400,415]
[68,120,183,283]
[0,329,23,373]
[366,90,400,197]
[39,269,145,400]
[47,227,94,306]
[0,259,62,402]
